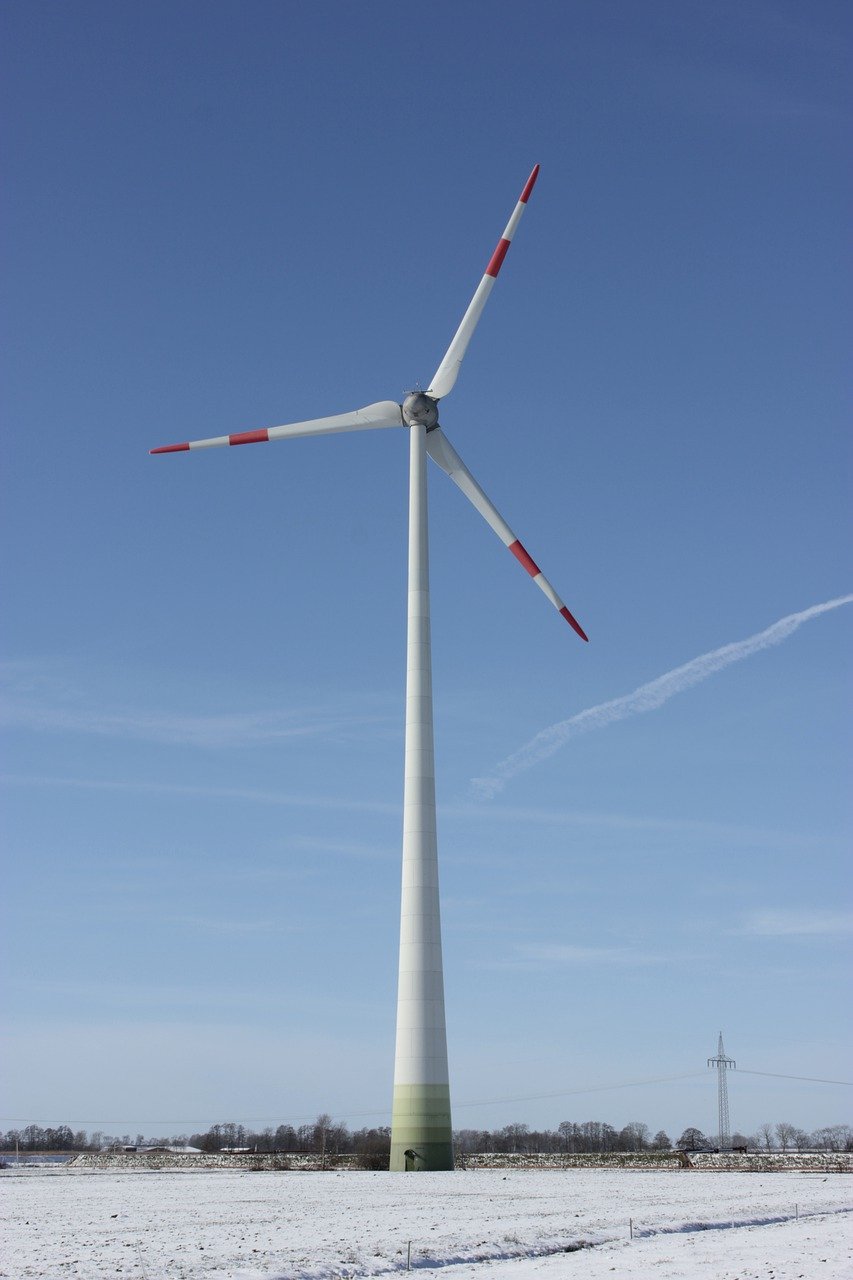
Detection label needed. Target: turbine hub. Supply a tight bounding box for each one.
[402,392,439,429]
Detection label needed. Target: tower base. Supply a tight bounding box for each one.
[389,1083,454,1171]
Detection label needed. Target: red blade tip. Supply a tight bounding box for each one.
[519,164,540,204]
[150,442,189,454]
[560,605,589,642]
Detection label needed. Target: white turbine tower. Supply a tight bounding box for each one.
[151,165,588,1171]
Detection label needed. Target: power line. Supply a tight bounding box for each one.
[2,1066,848,1129]
[455,1071,711,1110]
[737,1069,853,1087]
[0,1072,711,1128]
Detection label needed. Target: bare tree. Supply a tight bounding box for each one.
[352,1126,391,1170]
[557,1121,577,1153]
[775,1122,797,1152]
[313,1113,331,1163]
[676,1128,708,1151]
[619,1122,650,1151]
[791,1128,810,1153]
[812,1125,852,1152]
[755,1123,775,1151]
[274,1124,297,1152]
[502,1123,529,1153]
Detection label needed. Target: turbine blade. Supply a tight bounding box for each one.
[426,428,588,641]
[426,165,540,402]
[150,400,403,454]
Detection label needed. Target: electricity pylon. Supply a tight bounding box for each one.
[708,1031,736,1149]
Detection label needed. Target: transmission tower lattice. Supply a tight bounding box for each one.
[708,1031,736,1149]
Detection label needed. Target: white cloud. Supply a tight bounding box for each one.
[0,698,388,749]
[484,943,662,970]
[0,659,394,748]
[0,771,400,814]
[472,594,853,798]
[290,835,393,860]
[168,915,279,935]
[2,773,839,857]
[740,910,853,937]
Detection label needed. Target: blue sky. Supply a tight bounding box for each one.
[1,0,850,1142]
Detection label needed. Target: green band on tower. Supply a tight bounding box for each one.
[390,1083,453,1171]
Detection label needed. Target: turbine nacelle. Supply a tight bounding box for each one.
[401,391,439,430]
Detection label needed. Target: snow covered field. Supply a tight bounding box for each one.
[1,1166,850,1280]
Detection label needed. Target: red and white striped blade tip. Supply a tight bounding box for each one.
[560,606,589,642]
[149,428,270,454]
[520,164,540,204]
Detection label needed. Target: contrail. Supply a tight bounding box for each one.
[472,594,853,799]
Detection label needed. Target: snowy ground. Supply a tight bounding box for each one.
[1,1167,850,1279]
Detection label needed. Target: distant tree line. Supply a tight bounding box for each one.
[2,1118,850,1158]
[678,1122,853,1154]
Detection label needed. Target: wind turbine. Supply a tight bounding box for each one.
[151,164,588,1172]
